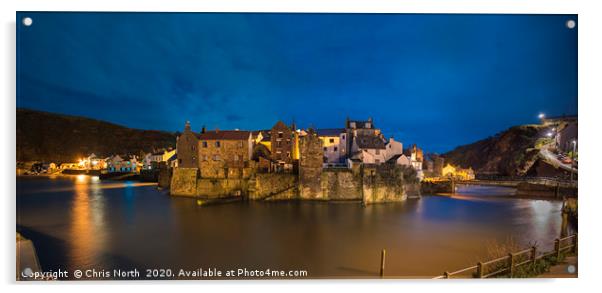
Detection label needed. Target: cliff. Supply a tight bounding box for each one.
[443,125,547,176]
[17,108,177,162]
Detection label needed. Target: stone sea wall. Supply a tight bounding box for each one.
[170,168,198,196]
[320,169,363,200]
[250,173,297,200]
[196,178,248,199]
[362,165,419,204]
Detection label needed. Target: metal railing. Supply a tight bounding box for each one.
[432,234,577,279]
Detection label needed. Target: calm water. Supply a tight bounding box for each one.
[17,175,569,279]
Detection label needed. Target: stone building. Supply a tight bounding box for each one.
[197,129,253,178]
[270,121,294,166]
[176,121,199,168]
[345,117,389,165]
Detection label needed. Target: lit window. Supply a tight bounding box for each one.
[213,155,220,161]
[234,155,239,161]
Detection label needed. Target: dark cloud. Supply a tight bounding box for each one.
[17,13,577,152]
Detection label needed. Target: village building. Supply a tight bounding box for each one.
[143,149,177,170]
[350,134,387,164]
[442,163,475,180]
[252,130,272,151]
[384,137,403,160]
[442,164,456,177]
[197,129,253,178]
[176,121,200,168]
[555,121,578,153]
[106,155,138,173]
[317,128,346,166]
[78,153,107,170]
[59,162,79,170]
[386,153,412,166]
[404,144,424,170]
[270,121,295,169]
[345,117,389,165]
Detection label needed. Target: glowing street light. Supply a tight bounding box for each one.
[538,113,545,119]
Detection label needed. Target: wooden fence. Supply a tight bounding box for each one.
[431,234,577,279]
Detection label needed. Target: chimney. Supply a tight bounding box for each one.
[185,121,191,131]
[201,126,206,134]
[215,127,219,133]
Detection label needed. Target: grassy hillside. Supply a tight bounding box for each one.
[443,125,547,176]
[17,108,177,163]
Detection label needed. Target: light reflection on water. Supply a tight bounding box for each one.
[16,177,568,278]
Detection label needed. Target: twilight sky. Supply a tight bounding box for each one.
[16,13,577,153]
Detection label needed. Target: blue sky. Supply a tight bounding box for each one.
[16,13,577,153]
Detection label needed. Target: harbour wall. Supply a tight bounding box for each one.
[170,165,420,204]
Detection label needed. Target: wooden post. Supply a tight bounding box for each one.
[380,249,386,278]
[476,262,484,278]
[444,271,450,279]
[555,238,561,260]
[531,246,537,265]
[508,253,515,277]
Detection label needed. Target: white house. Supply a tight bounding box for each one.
[386,154,412,166]
[384,137,404,161]
[142,149,177,170]
[350,134,387,164]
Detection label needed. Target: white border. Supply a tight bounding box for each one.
[2,1,601,293]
